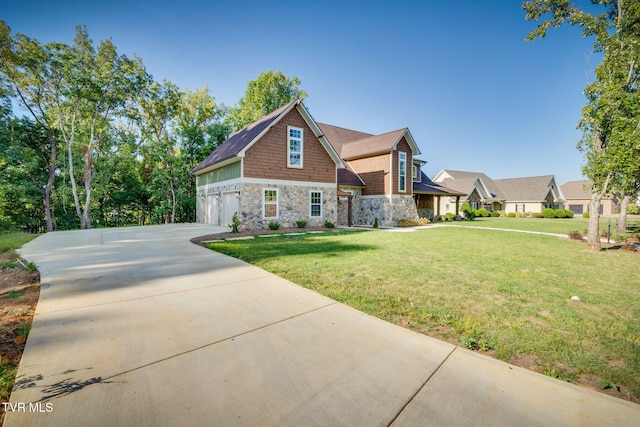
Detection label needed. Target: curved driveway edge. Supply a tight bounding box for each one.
[5,224,639,426]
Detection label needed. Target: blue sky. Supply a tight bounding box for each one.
[3,0,601,183]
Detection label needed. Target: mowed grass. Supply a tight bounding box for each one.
[440,216,640,236]
[208,228,640,399]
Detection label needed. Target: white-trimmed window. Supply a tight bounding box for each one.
[287,126,303,168]
[263,189,278,218]
[310,191,322,217]
[398,152,407,192]
[413,164,419,181]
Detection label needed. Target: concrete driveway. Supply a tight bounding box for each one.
[5,224,639,426]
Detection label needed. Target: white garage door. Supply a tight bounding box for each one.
[206,194,218,225]
[223,192,239,227]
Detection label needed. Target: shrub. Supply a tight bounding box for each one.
[507,212,516,218]
[568,230,583,240]
[474,209,489,217]
[324,220,335,228]
[373,217,379,228]
[454,215,463,221]
[628,204,640,215]
[230,212,241,233]
[397,219,417,227]
[490,211,500,217]
[542,208,556,219]
[498,211,507,218]
[418,217,430,226]
[296,220,307,228]
[461,202,475,219]
[555,209,568,218]
[532,212,543,218]
[583,212,590,219]
[444,212,455,221]
[565,209,574,218]
[268,221,281,230]
[516,212,523,218]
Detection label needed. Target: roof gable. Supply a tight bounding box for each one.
[193,99,343,174]
[434,170,504,201]
[494,175,561,202]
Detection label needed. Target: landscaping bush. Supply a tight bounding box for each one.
[555,209,568,218]
[230,212,241,233]
[568,230,583,240]
[474,209,490,218]
[532,212,543,218]
[417,217,430,226]
[461,202,475,219]
[565,209,574,218]
[516,212,523,218]
[444,212,455,221]
[490,211,500,217]
[296,220,307,228]
[583,212,590,218]
[397,219,418,227]
[268,221,281,230]
[542,208,556,219]
[373,217,379,228]
[507,212,516,218]
[324,220,335,228]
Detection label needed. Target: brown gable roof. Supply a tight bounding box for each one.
[340,129,409,160]
[317,123,373,155]
[318,123,419,160]
[494,175,557,202]
[561,180,592,199]
[192,99,298,174]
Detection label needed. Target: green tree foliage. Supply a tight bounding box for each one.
[1,21,305,231]
[226,70,307,131]
[524,0,640,250]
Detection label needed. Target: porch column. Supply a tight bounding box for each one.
[436,196,441,216]
[455,196,460,215]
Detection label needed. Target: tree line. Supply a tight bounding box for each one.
[0,21,305,232]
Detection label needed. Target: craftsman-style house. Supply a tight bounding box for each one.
[192,99,461,229]
[432,170,565,214]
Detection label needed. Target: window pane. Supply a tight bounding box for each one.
[264,204,277,217]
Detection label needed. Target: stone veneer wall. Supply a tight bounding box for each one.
[196,181,242,225]
[239,183,337,230]
[358,195,418,227]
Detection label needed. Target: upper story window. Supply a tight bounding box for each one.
[413,164,419,182]
[398,152,407,192]
[288,126,303,168]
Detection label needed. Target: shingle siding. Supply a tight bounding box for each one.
[243,108,336,183]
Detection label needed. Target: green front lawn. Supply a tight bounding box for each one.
[440,216,640,236]
[207,227,640,400]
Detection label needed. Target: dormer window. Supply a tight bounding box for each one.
[288,126,303,168]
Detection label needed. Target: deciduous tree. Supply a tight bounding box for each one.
[226,70,307,131]
[524,0,640,250]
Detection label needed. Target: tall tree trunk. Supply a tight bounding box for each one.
[587,195,602,251]
[81,144,92,229]
[618,195,630,235]
[43,134,57,232]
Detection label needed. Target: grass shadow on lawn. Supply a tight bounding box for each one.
[207,231,378,263]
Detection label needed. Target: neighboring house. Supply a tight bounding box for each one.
[432,170,565,214]
[561,180,621,216]
[192,99,462,229]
